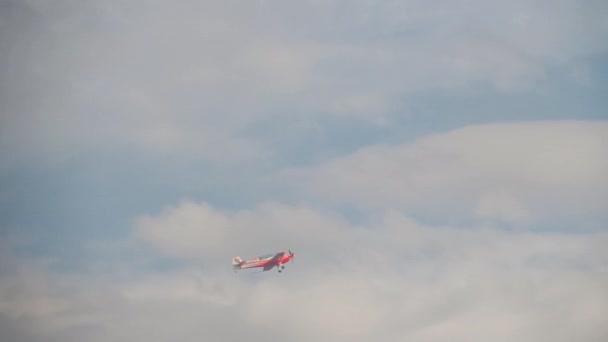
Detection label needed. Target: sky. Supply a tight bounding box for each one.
[1,0,607,341]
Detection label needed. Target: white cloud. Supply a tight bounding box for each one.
[3,204,608,341]
[474,190,532,224]
[134,200,351,264]
[289,120,608,226]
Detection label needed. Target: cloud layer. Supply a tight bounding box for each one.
[291,120,608,227]
[2,0,607,165]
[2,203,608,341]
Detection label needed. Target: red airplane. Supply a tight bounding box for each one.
[232,250,295,273]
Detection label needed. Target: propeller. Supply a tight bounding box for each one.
[289,249,294,262]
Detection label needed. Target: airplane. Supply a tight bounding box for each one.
[232,250,295,273]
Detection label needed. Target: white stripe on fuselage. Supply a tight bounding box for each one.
[240,258,276,268]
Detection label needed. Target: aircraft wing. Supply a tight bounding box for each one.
[262,252,284,271]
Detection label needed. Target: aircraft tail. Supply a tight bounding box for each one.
[232,256,243,267]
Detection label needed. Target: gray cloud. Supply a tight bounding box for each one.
[2,0,607,166]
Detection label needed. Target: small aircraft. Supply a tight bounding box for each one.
[232,250,295,273]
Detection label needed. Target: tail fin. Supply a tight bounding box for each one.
[232,256,243,267]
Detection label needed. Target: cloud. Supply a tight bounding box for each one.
[133,202,608,340]
[3,204,608,341]
[473,190,532,224]
[133,200,351,265]
[2,0,607,167]
[288,120,608,226]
